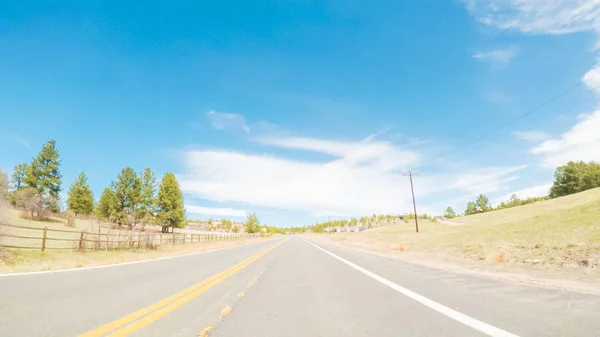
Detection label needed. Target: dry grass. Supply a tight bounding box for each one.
[0,237,265,273]
[0,208,267,273]
[315,187,600,278]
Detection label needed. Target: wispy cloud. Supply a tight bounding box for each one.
[464,0,600,169]
[463,0,600,35]
[178,130,525,216]
[206,111,250,133]
[12,135,31,149]
[473,47,518,64]
[498,183,552,202]
[530,110,600,168]
[513,130,551,142]
[185,205,247,217]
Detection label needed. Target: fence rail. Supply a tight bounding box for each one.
[0,223,254,252]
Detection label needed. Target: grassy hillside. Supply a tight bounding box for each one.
[323,187,600,273]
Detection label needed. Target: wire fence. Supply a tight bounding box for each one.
[0,223,252,251]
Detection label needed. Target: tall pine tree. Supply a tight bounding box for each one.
[67,173,94,216]
[96,187,116,221]
[157,172,185,232]
[24,140,62,199]
[112,167,141,227]
[138,168,157,223]
[11,163,28,191]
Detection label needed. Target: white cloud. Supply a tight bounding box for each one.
[530,110,600,167]
[513,130,551,142]
[178,135,525,216]
[498,183,552,201]
[448,165,527,196]
[463,1,600,169]
[206,111,250,133]
[583,58,600,94]
[185,205,247,217]
[473,47,518,64]
[464,0,600,35]
[255,136,419,171]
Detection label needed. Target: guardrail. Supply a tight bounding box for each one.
[0,223,252,251]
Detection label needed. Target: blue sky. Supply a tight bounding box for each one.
[1,1,600,226]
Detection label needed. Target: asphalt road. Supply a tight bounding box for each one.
[1,236,599,337]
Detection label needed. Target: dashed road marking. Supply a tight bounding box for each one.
[198,326,212,337]
[220,306,232,317]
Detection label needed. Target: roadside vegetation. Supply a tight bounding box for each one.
[313,161,600,281]
[0,140,267,272]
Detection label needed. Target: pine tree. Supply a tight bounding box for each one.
[465,201,478,215]
[67,173,94,216]
[475,194,491,212]
[112,167,141,227]
[156,172,185,232]
[96,187,116,221]
[444,206,456,218]
[24,140,62,199]
[11,163,28,191]
[138,168,157,223]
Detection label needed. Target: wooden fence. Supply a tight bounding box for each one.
[0,223,251,251]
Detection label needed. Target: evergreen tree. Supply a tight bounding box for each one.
[475,194,491,212]
[444,206,456,218]
[67,172,94,216]
[96,187,116,220]
[11,163,28,191]
[112,167,141,227]
[67,173,94,216]
[156,172,185,232]
[465,201,478,215]
[23,140,62,199]
[138,168,157,223]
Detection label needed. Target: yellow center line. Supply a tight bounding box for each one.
[80,239,286,337]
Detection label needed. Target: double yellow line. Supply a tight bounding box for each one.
[80,239,286,337]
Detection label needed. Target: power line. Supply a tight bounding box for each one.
[419,82,598,172]
[451,82,583,154]
[430,89,599,168]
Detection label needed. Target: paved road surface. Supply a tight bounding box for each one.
[1,237,599,336]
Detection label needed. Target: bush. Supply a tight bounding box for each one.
[15,187,57,221]
[64,210,76,227]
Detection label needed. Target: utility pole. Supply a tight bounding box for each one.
[404,171,419,233]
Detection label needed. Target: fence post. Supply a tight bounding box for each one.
[160,233,163,246]
[172,233,175,245]
[106,230,110,251]
[41,227,48,252]
[79,231,85,251]
[183,233,186,244]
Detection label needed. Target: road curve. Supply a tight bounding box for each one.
[0,236,599,336]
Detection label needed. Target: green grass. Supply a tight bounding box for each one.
[323,187,600,273]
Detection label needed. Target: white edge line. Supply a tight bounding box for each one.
[301,237,520,337]
[0,237,279,277]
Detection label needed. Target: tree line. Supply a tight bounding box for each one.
[1,140,186,232]
[95,167,185,232]
[445,160,600,217]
